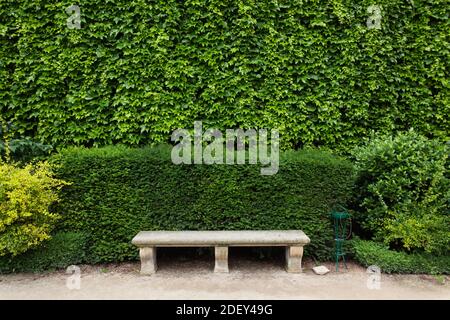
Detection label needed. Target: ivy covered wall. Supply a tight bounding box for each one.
[0,0,448,150]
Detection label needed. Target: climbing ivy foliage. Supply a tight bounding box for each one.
[0,0,448,150]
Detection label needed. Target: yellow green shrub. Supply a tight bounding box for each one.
[0,162,67,256]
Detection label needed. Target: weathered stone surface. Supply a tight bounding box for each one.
[140,247,157,275]
[285,246,304,273]
[132,230,310,247]
[214,246,229,273]
[312,265,330,275]
[132,230,310,275]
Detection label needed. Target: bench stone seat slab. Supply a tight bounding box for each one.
[132,230,310,247]
[132,230,310,275]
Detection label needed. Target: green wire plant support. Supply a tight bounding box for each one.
[331,205,352,272]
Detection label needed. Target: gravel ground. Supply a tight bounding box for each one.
[0,251,448,300]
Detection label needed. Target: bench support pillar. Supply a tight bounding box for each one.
[214,246,229,273]
[285,246,303,273]
[140,247,157,275]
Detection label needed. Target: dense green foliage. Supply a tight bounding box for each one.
[0,0,448,274]
[1,116,53,164]
[1,0,448,150]
[352,131,449,255]
[0,161,67,256]
[0,232,87,273]
[351,239,450,274]
[0,138,53,162]
[51,145,355,263]
[0,122,53,161]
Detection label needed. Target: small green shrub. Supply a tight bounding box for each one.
[51,145,355,263]
[0,121,53,162]
[352,130,450,255]
[351,239,450,274]
[0,138,53,162]
[0,161,68,256]
[0,232,87,273]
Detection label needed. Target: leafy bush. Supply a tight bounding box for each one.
[0,119,53,163]
[351,239,450,274]
[0,138,53,163]
[0,232,87,273]
[51,145,355,263]
[0,161,67,256]
[1,1,449,150]
[352,130,450,255]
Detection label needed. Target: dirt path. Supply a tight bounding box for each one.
[0,258,448,300]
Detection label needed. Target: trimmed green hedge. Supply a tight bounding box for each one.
[51,145,355,263]
[0,232,87,273]
[1,0,449,150]
[351,239,450,274]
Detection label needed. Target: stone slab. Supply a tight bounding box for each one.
[313,265,330,275]
[132,230,310,247]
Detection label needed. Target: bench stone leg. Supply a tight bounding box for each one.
[285,246,303,273]
[140,247,157,275]
[214,246,229,273]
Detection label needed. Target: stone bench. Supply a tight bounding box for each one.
[131,230,310,274]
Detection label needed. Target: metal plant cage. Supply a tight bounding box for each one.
[330,205,352,272]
